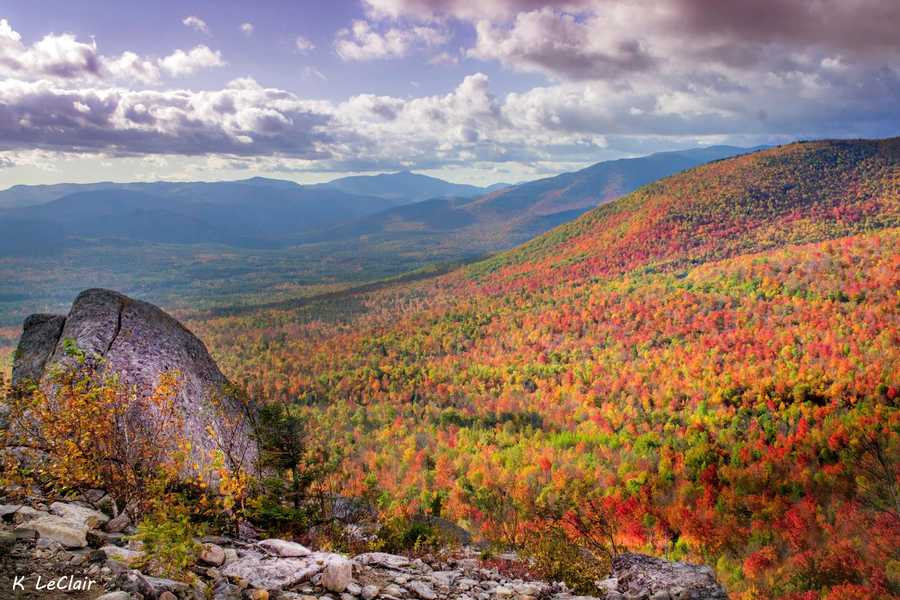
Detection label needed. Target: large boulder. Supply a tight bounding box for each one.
[10,288,257,478]
[10,314,66,386]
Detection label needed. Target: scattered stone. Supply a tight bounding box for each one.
[105,511,131,533]
[201,542,227,566]
[248,589,270,600]
[88,529,125,547]
[258,538,312,557]
[222,554,323,590]
[346,582,362,595]
[494,586,514,599]
[430,571,458,587]
[5,504,49,524]
[95,592,131,600]
[30,514,89,548]
[361,584,379,600]
[597,553,727,600]
[159,591,178,600]
[50,501,110,528]
[408,580,437,600]
[354,552,411,569]
[212,580,242,600]
[322,556,353,593]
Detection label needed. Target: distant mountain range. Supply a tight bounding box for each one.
[0,146,760,257]
[302,145,766,253]
[308,170,509,203]
[0,172,506,255]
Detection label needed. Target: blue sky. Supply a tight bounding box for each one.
[0,0,898,187]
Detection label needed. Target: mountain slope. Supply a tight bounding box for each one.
[310,170,498,203]
[195,137,899,600]
[306,145,761,252]
[0,182,397,251]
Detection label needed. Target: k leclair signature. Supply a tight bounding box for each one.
[12,573,98,592]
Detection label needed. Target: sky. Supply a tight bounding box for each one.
[0,0,898,188]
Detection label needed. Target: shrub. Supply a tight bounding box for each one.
[2,344,186,512]
[523,525,609,594]
[132,483,205,581]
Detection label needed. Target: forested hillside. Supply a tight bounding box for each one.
[193,139,899,599]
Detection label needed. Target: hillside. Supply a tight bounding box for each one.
[305,145,761,252]
[193,138,900,599]
[0,146,754,330]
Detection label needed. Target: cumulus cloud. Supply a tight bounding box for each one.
[469,8,654,81]
[0,78,332,157]
[335,20,449,61]
[0,65,897,174]
[0,18,100,79]
[240,22,254,36]
[182,16,210,35]
[362,0,595,21]
[0,19,226,84]
[158,46,226,77]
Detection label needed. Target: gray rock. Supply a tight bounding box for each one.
[212,580,242,600]
[1,504,48,523]
[200,543,226,566]
[221,554,323,590]
[382,584,406,597]
[11,289,257,479]
[429,570,458,587]
[105,511,131,533]
[346,582,362,595]
[50,501,110,528]
[353,552,410,569]
[29,514,89,548]
[361,584,379,600]
[408,580,437,600]
[257,538,312,557]
[95,592,131,600]
[322,555,354,592]
[11,314,66,387]
[597,553,727,600]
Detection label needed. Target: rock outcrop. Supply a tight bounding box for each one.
[10,288,257,477]
[1,493,733,600]
[597,553,728,600]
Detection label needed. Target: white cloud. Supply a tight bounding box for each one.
[335,20,449,61]
[295,36,315,53]
[240,22,254,36]
[0,18,100,79]
[182,16,210,35]
[104,51,161,84]
[158,46,226,77]
[362,0,595,21]
[0,19,225,84]
[469,8,654,81]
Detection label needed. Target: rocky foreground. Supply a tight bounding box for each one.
[0,495,726,600]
